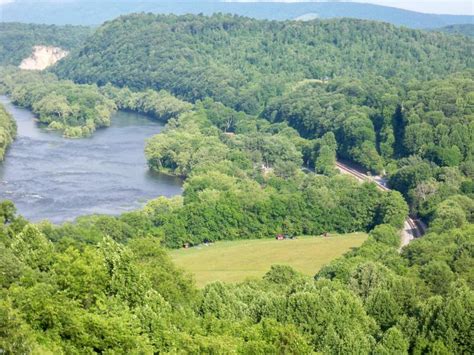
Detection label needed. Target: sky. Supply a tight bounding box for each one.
[0,0,473,15]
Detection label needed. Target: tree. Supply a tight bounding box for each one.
[286,284,376,353]
[366,290,402,330]
[349,262,395,300]
[11,224,53,272]
[0,200,16,225]
[376,191,409,229]
[431,200,467,232]
[315,132,337,175]
[420,261,456,295]
[370,224,400,248]
[374,327,409,355]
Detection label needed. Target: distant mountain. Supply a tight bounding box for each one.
[1,0,472,29]
[434,24,474,37]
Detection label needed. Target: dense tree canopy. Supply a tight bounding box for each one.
[0,22,92,66]
[0,68,192,138]
[51,13,473,187]
[435,24,474,38]
[141,97,408,247]
[100,84,193,122]
[0,195,472,353]
[0,103,17,161]
[54,14,473,115]
[0,68,116,138]
[0,12,472,353]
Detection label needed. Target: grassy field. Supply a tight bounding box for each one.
[170,233,367,287]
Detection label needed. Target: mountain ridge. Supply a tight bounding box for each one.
[1,1,472,29]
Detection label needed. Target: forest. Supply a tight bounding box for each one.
[1,193,472,353]
[0,69,191,137]
[0,103,17,161]
[51,13,474,172]
[0,12,473,354]
[54,14,473,115]
[100,84,193,122]
[435,24,474,37]
[144,100,408,247]
[0,22,92,66]
[262,72,474,175]
[0,68,116,137]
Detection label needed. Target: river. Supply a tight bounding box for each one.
[0,96,182,223]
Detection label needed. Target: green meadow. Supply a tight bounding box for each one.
[170,233,368,287]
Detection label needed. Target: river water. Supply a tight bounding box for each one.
[0,96,182,223]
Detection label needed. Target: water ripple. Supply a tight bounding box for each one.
[0,96,183,223]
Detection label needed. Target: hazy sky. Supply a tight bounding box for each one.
[0,0,473,15]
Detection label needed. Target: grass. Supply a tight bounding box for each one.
[169,233,367,287]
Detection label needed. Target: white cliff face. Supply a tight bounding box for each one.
[19,45,69,71]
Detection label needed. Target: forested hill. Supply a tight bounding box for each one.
[54,14,473,114]
[0,23,93,66]
[434,24,474,38]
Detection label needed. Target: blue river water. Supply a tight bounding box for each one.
[0,96,182,223]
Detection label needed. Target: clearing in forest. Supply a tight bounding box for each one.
[170,233,367,287]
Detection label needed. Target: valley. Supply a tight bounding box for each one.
[0,6,472,354]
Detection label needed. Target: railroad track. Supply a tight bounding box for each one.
[335,162,390,191]
[335,161,425,243]
[407,218,420,237]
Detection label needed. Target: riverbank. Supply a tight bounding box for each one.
[0,96,182,222]
[0,102,16,161]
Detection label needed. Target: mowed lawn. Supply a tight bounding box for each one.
[170,233,367,287]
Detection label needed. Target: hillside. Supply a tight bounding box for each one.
[1,8,473,354]
[19,45,69,70]
[2,196,473,353]
[54,13,473,115]
[434,24,474,37]
[1,0,472,29]
[0,22,92,66]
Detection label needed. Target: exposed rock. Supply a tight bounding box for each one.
[19,45,69,71]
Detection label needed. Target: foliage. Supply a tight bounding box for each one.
[0,22,92,66]
[0,11,472,354]
[435,24,474,38]
[143,104,405,247]
[0,103,17,161]
[54,14,472,115]
[0,184,471,354]
[0,68,116,138]
[100,84,193,121]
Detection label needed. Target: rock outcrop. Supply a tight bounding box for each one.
[19,45,69,71]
